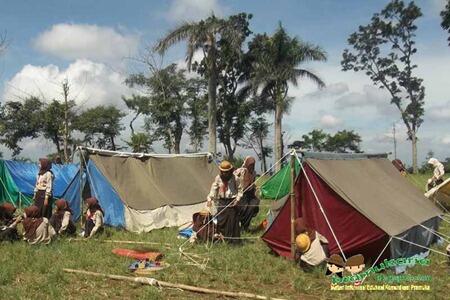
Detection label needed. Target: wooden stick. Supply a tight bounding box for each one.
[68,238,171,248]
[63,268,287,300]
[290,150,296,259]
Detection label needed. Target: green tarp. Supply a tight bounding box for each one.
[0,160,33,207]
[260,159,300,199]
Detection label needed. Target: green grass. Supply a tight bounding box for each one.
[1,174,449,299]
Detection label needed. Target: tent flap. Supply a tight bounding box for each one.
[260,160,300,200]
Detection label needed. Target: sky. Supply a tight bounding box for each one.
[0,0,449,167]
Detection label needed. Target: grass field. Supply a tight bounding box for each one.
[0,174,449,299]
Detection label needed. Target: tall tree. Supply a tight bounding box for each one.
[0,97,43,156]
[186,78,208,152]
[74,105,125,150]
[128,64,190,154]
[41,99,76,158]
[324,130,362,153]
[122,95,151,135]
[125,132,154,153]
[245,24,326,170]
[155,13,252,155]
[301,129,328,151]
[342,0,424,173]
[193,13,253,160]
[242,117,272,172]
[442,0,450,45]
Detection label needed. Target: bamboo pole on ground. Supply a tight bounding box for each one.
[290,150,296,259]
[63,268,287,300]
[68,238,172,248]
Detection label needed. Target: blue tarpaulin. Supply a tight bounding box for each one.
[86,160,125,227]
[61,171,85,221]
[4,160,79,197]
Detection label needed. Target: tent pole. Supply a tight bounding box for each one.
[79,148,84,228]
[290,150,296,260]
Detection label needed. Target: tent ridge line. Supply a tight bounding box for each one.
[77,146,213,159]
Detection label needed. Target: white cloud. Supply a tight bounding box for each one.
[427,101,450,120]
[319,114,343,128]
[3,59,132,108]
[442,136,450,145]
[166,0,227,22]
[33,23,139,62]
[302,82,349,101]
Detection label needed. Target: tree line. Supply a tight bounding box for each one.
[1,1,449,173]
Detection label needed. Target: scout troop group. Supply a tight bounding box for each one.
[0,158,105,244]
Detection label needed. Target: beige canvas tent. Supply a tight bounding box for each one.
[68,147,218,232]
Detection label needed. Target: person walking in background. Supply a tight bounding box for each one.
[427,158,445,191]
[207,160,243,244]
[33,158,54,218]
[23,205,56,245]
[84,197,104,238]
[234,156,260,231]
[49,199,76,236]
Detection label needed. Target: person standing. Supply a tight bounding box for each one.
[33,158,54,218]
[234,156,260,231]
[207,160,243,243]
[427,158,445,191]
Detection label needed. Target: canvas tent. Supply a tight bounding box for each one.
[64,148,218,233]
[262,152,443,262]
[0,159,78,209]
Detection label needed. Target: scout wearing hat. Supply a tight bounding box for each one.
[326,254,345,277]
[296,231,329,269]
[207,160,243,244]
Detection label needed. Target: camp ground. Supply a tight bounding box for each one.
[1,149,449,299]
[2,1,450,298]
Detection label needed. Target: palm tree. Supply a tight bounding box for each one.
[155,14,247,155]
[246,24,327,170]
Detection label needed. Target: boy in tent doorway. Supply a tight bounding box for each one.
[83,197,104,238]
[207,160,243,244]
[294,218,329,270]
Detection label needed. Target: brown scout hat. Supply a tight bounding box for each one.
[345,254,365,267]
[327,254,345,267]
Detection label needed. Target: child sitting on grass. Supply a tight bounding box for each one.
[0,202,21,242]
[23,205,56,245]
[84,197,104,238]
[49,199,76,236]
